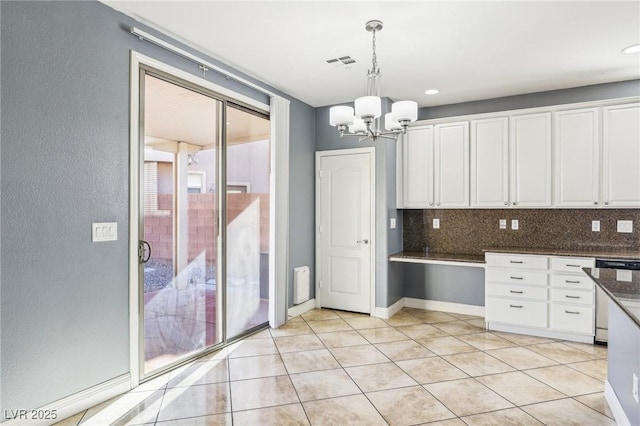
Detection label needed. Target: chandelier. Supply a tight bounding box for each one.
[329,20,418,142]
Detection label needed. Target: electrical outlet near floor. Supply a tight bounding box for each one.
[592,220,600,232]
[433,218,440,229]
[633,373,638,403]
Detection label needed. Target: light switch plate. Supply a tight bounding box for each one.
[592,220,600,232]
[511,219,519,230]
[92,222,117,242]
[433,218,440,229]
[617,220,633,233]
[499,219,507,229]
[390,218,397,230]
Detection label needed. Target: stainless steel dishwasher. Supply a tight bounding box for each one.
[594,258,640,343]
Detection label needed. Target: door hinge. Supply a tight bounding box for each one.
[319,280,323,289]
[318,224,323,233]
[319,170,324,179]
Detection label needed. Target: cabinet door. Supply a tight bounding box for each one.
[435,122,469,207]
[602,104,640,207]
[471,117,509,207]
[510,113,552,207]
[554,108,599,207]
[403,126,434,207]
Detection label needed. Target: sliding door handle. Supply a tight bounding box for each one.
[139,240,151,264]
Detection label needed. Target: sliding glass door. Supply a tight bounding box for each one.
[139,71,270,377]
[225,105,271,339]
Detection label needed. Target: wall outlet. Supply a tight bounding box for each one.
[617,220,633,233]
[433,218,440,229]
[390,218,397,230]
[592,220,600,232]
[633,373,638,404]
[511,219,519,230]
[499,219,507,229]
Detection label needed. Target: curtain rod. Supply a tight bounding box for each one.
[130,27,278,99]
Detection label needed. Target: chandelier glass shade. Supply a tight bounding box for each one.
[329,20,418,141]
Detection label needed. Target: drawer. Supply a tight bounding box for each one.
[550,273,594,290]
[486,297,548,328]
[549,256,595,273]
[550,304,594,334]
[487,283,547,301]
[486,269,548,286]
[550,288,594,306]
[485,253,548,270]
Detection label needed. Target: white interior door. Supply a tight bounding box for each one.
[317,149,373,314]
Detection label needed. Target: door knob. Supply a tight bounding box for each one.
[357,239,369,244]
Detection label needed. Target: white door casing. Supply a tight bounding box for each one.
[316,148,375,314]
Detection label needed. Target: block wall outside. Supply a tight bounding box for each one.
[144,193,269,264]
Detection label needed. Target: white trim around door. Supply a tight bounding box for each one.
[315,147,376,315]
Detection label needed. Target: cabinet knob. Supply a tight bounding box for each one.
[512,202,517,206]
[604,201,609,205]
[429,202,433,206]
[594,201,598,205]
[504,201,508,206]
[436,202,441,206]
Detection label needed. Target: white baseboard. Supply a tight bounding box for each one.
[2,374,131,425]
[404,298,485,317]
[287,298,316,318]
[487,322,593,344]
[373,298,404,319]
[605,379,632,426]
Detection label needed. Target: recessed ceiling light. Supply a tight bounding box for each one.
[425,89,439,95]
[622,43,640,54]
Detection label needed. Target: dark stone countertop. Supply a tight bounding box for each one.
[484,247,640,260]
[389,251,485,264]
[584,268,640,328]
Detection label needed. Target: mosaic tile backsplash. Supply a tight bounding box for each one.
[403,209,640,256]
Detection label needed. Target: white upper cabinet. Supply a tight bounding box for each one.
[434,122,470,207]
[470,117,509,207]
[602,104,640,207]
[509,113,552,207]
[402,125,434,207]
[554,108,599,207]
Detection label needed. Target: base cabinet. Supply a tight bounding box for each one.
[485,252,595,343]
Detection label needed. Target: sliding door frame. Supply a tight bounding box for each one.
[129,51,288,388]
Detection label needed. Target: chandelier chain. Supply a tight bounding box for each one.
[371,28,378,72]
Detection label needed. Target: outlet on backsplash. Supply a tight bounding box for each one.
[499,219,507,229]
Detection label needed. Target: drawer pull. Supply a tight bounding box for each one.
[566,264,581,268]
[565,310,580,315]
[565,295,581,299]
[510,276,524,280]
[565,280,580,284]
[510,290,524,294]
[510,260,524,264]
[509,304,523,308]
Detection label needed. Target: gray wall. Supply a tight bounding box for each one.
[315,99,403,308]
[419,79,640,120]
[0,1,315,412]
[403,264,485,306]
[607,300,640,425]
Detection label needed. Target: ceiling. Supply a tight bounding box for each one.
[145,75,270,151]
[104,1,640,108]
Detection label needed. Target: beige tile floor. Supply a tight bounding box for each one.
[55,308,614,425]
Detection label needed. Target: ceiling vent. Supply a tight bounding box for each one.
[326,56,356,69]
